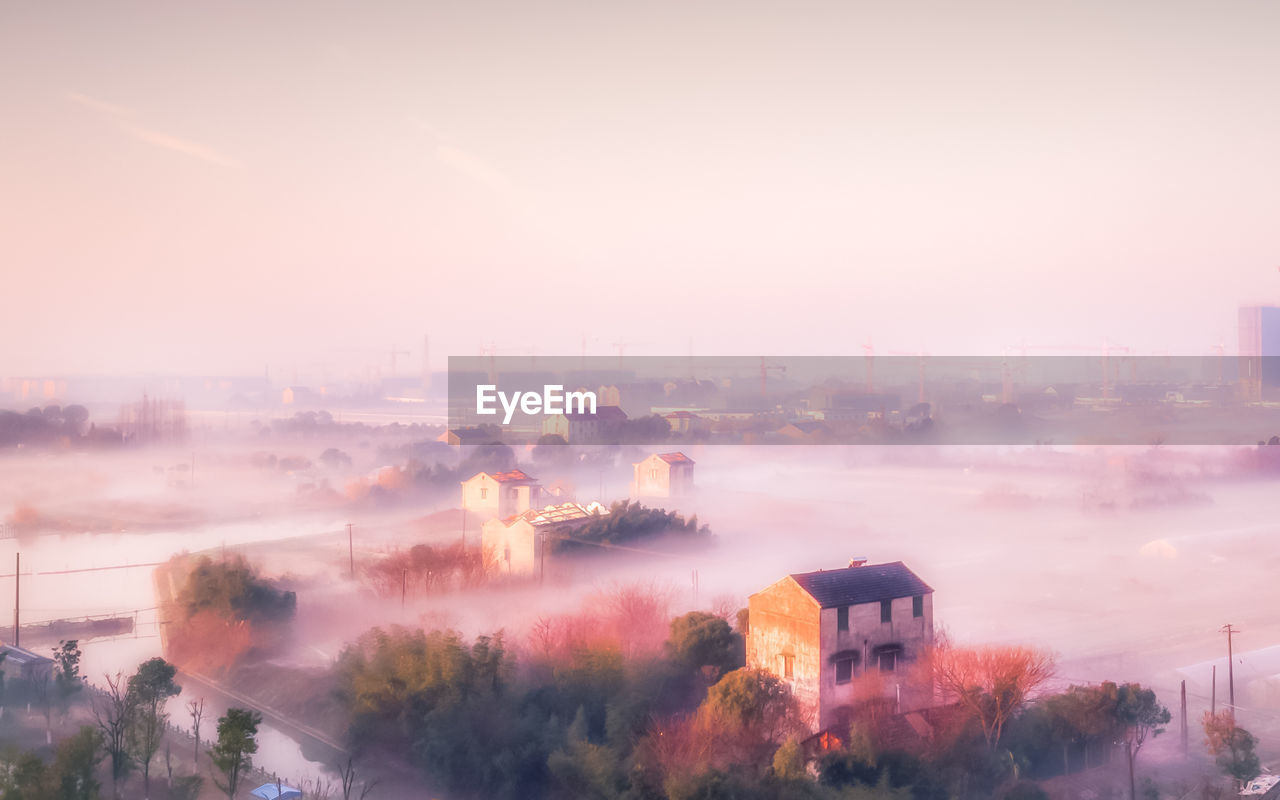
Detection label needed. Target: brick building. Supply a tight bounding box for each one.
[747,560,934,731]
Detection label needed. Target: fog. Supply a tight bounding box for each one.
[2,431,1277,793]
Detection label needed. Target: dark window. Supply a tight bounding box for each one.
[782,654,794,679]
[837,606,849,632]
[913,595,924,618]
[835,657,853,684]
[479,488,488,500]
[879,651,896,672]
[880,599,892,623]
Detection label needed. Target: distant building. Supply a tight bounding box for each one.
[542,405,628,443]
[776,421,831,442]
[1240,305,1280,399]
[747,560,934,731]
[461,470,541,521]
[481,501,609,576]
[632,452,695,498]
[0,644,54,686]
[440,428,497,446]
[663,410,707,435]
[281,386,321,406]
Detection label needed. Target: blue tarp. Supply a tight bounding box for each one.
[249,784,302,800]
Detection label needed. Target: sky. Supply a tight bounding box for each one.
[2,0,1279,378]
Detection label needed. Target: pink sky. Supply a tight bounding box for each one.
[2,1,1279,377]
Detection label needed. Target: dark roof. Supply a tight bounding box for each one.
[450,428,492,442]
[567,405,628,422]
[790,562,932,608]
[0,645,53,666]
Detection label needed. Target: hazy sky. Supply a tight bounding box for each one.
[3,1,1279,377]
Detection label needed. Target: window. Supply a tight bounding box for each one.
[479,488,488,500]
[912,595,924,618]
[879,651,896,673]
[650,468,658,480]
[880,599,892,623]
[835,657,854,684]
[837,606,849,632]
[782,654,794,678]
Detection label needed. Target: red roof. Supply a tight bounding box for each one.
[490,469,537,483]
[657,452,694,464]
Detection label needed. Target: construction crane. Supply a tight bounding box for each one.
[760,357,786,397]
[887,350,929,404]
[478,341,498,384]
[387,344,410,377]
[862,338,875,393]
[1012,341,1132,398]
[611,340,649,369]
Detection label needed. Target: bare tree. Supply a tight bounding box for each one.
[923,641,1055,751]
[339,757,379,800]
[92,672,134,799]
[300,776,335,800]
[187,697,205,766]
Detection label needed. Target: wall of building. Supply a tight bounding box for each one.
[462,473,502,520]
[816,593,934,729]
[632,456,695,498]
[481,518,541,576]
[462,474,538,521]
[747,578,822,728]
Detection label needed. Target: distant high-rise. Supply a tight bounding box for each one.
[1239,305,1280,398]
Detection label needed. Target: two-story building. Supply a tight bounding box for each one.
[460,470,541,521]
[542,405,628,444]
[747,560,934,731]
[631,452,695,498]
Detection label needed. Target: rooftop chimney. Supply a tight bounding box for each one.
[848,557,868,568]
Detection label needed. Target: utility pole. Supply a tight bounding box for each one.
[12,552,19,648]
[539,532,546,585]
[1180,680,1188,755]
[1221,624,1238,719]
[401,569,407,609]
[347,523,354,579]
[1211,664,1217,715]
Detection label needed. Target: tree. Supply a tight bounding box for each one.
[924,643,1055,750]
[666,612,743,678]
[771,737,806,780]
[701,668,807,769]
[210,707,261,799]
[127,658,181,799]
[54,640,83,722]
[1113,683,1170,800]
[186,698,205,766]
[0,751,54,798]
[1203,711,1260,789]
[91,673,133,799]
[338,757,379,800]
[53,725,104,800]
